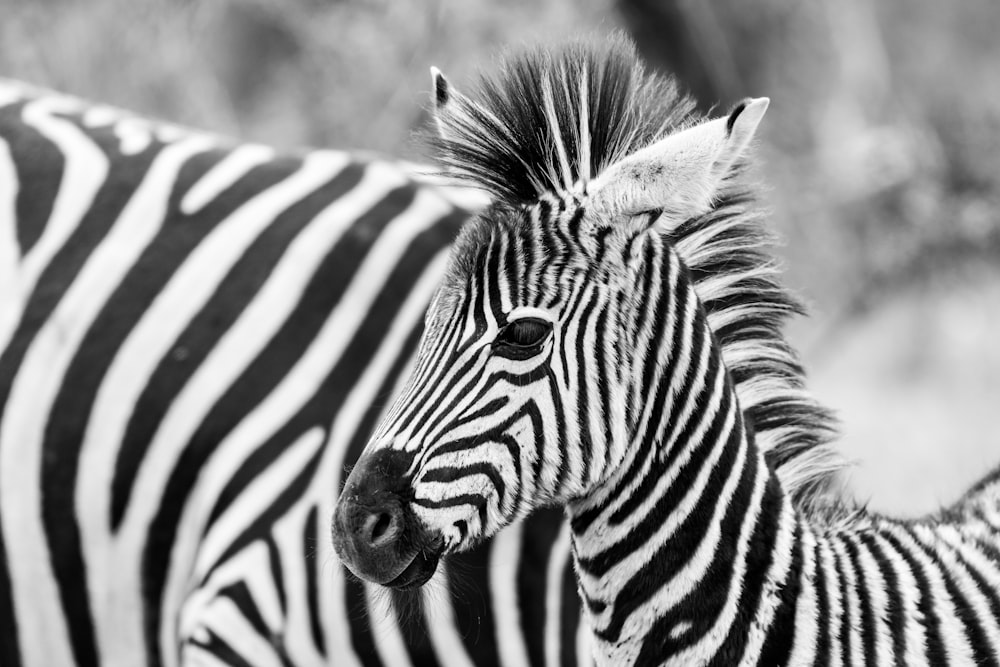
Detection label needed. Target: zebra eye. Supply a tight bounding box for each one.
[496,317,551,349]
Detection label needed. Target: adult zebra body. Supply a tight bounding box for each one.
[334,37,1000,665]
[0,80,586,666]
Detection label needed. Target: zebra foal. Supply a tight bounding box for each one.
[333,35,1000,665]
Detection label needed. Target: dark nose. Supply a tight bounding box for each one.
[332,448,415,584]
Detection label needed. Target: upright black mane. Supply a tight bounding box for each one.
[429,34,696,205]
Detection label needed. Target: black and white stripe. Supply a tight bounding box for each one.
[0,79,585,666]
[345,35,1000,665]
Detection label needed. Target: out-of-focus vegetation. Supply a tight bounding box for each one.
[2,0,998,515]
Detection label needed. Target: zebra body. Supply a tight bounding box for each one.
[0,79,585,666]
[332,36,1000,666]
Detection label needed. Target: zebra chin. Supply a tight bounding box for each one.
[332,448,446,590]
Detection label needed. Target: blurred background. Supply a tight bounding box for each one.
[2,0,998,516]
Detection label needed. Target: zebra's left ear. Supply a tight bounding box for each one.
[430,67,456,141]
[588,97,769,222]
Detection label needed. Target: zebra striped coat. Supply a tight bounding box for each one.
[334,36,1000,666]
[0,80,586,666]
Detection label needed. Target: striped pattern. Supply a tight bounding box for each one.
[350,37,1000,665]
[0,79,584,666]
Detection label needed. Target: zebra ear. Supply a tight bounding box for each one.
[430,66,455,141]
[588,97,769,222]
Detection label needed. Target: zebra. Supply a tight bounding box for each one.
[333,35,1000,666]
[0,79,588,666]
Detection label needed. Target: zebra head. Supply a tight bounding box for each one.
[332,39,768,589]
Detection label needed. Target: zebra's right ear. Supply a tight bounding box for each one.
[588,98,769,223]
[430,67,454,141]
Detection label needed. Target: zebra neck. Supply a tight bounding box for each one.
[566,268,801,664]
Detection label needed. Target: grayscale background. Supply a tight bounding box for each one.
[3,0,998,516]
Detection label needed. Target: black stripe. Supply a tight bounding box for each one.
[843,537,877,663]
[756,523,803,666]
[390,587,440,667]
[190,628,256,667]
[830,541,854,664]
[547,366,571,494]
[343,569,384,667]
[447,542,500,664]
[813,540,832,667]
[859,533,909,666]
[421,462,508,508]
[559,544,580,667]
[711,465,783,664]
[517,509,565,667]
[880,531,948,664]
[219,580,271,640]
[593,304,615,465]
[0,100,63,256]
[0,527,20,666]
[304,506,326,656]
[573,293,599,484]
[265,534,288,617]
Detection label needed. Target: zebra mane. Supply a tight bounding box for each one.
[429,35,844,504]
[428,34,693,203]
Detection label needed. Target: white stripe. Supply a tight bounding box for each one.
[787,530,818,665]
[195,596,286,667]
[0,79,28,108]
[0,137,20,338]
[576,614,594,667]
[180,144,277,215]
[365,581,414,667]
[271,505,329,667]
[541,79,572,192]
[491,521,532,667]
[423,565,475,667]
[0,134,213,667]
[819,540,845,666]
[545,520,572,667]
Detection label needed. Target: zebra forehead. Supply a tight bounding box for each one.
[428,32,697,205]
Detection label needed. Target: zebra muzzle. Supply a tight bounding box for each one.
[332,448,443,589]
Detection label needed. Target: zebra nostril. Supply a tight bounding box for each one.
[365,509,401,548]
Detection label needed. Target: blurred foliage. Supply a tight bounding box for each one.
[622,0,1000,330]
[0,0,615,154]
[2,0,999,511]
